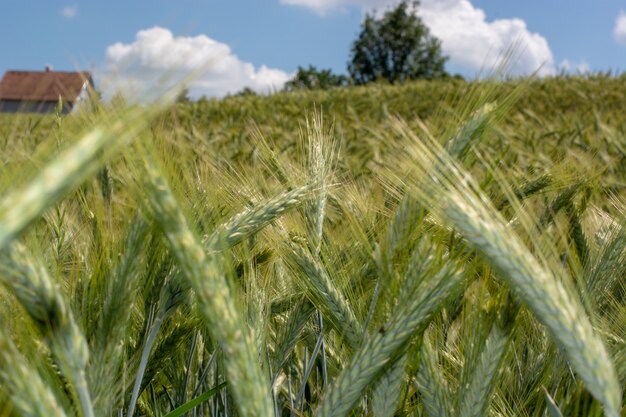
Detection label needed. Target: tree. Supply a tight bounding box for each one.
[284,65,349,91]
[348,0,448,85]
[175,87,191,103]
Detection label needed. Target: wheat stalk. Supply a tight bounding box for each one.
[141,157,273,417]
[205,183,313,249]
[457,323,510,417]
[288,244,363,350]
[127,169,312,415]
[0,325,68,417]
[271,298,316,382]
[415,331,453,417]
[388,118,622,417]
[0,243,93,417]
[302,112,334,256]
[315,238,463,417]
[88,218,148,411]
[371,353,406,417]
[445,102,496,160]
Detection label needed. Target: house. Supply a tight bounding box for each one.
[0,67,93,114]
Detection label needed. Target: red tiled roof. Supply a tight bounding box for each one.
[0,70,92,102]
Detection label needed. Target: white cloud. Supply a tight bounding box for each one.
[280,0,392,14]
[282,0,555,76]
[418,0,554,76]
[102,27,291,99]
[614,10,626,45]
[61,5,77,19]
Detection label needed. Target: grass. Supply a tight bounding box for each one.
[0,74,624,417]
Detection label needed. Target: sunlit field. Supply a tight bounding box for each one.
[0,74,624,417]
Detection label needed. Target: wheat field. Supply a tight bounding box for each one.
[0,75,624,417]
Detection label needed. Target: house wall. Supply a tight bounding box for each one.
[0,100,73,114]
[71,82,94,113]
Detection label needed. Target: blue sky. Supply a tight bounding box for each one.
[2,0,626,97]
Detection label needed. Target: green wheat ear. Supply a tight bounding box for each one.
[386,118,622,417]
[205,183,314,249]
[0,325,68,417]
[0,243,93,417]
[141,156,274,417]
[415,330,453,417]
[316,236,464,417]
[371,353,406,417]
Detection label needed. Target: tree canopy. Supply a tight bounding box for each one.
[348,0,448,85]
[284,65,349,91]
